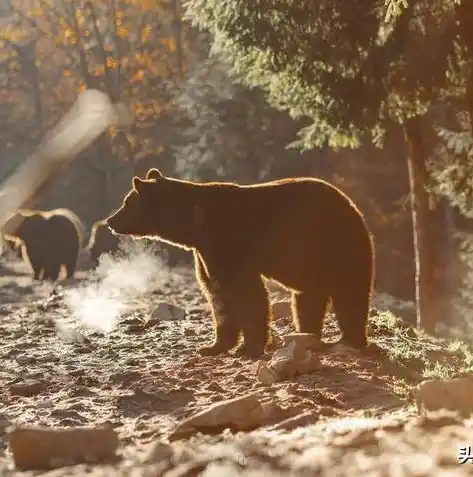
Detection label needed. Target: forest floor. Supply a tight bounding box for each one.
[0,249,473,476]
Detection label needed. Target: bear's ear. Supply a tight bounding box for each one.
[146,168,163,181]
[132,176,148,193]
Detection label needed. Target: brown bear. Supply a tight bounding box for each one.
[107,168,375,358]
[86,219,121,267]
[3,208,84,281]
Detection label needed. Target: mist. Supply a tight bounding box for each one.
[57,238,168,338]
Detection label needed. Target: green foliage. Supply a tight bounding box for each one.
[384,0,408,21]
[430,124,473,217]
[184,0,461,150]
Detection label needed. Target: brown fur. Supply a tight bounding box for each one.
[107,168,375,358]
[87,219,120,266]
[3,208,84,281]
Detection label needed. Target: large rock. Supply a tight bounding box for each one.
[8,425,119,470]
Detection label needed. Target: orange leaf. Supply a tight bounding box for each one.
[130,69,145,83]
[106,57,118,68]
[162,37,175,52]
[116,26,129,38]
[139,0,154,11]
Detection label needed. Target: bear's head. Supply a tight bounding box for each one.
[106,168,203,250]
[4,211,46,244]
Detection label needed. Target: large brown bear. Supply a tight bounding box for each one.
[3,208,84,281]
[107,168,375,358]
[87,219,120,267]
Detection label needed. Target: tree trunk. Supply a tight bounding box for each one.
[404,116,453,332]
[171,0,183,78]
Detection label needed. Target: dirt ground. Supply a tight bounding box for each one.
[1,251,473,476]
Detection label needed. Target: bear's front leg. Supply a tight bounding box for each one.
[195,252,241,356]
[230,274,271,359]
[198,283,242,356]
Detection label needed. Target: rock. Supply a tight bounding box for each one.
[9,379,45,397]
[415,377,473,417]
[256,364,278,385]
[0,414,11,433]
[141,441,174,464]
[271,300,292,320]
[149,303,186,322]
[15,353,36,365]
[282,333,322,350]
[256,336,320,384]
[37,400,54,409]
[169,393,269,440]
[8,425,119,470]
[266,409,320,431]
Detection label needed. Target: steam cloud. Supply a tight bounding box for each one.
[58,238,168,338]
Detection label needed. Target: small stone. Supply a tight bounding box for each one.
[150,303,186,321]
[15,353,36,365]
[10,380,45,397]
[37,400,54,409]
[256,364,278,385]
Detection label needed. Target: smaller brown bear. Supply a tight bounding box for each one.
[86,219,120,267]
[107,168,374,359]
[3,208,84,281]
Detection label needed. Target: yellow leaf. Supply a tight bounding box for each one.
[95,65,105,75]
[78,83,88,93]
[126,134,137,147]
[141,25,152,42]
[28,7,44,17]
[63,69,73,77]
[64,28,75,39]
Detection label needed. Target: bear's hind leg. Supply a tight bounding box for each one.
[292,286,330,339]
[64,259,78,279]
[330,282,370,350]
[43,263,60,282]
